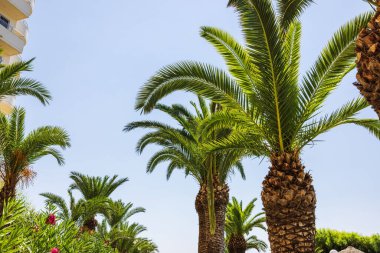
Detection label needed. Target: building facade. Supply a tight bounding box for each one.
[0,0,34,113]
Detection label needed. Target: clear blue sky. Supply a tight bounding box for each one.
[17,1,379,252]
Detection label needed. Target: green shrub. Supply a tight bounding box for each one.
[316,229,380,253]
[1,199,115,253]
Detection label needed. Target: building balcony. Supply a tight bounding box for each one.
[13,20,28,40]
[0,0,34,20]
[0,54,21,64]
[0,95,15,115]
[0,21,26,55]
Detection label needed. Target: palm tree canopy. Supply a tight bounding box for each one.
[69,171,128,200]
[134,0,380,155]
[125,97,246,184]
[225,197,266,237]
[105,199,145,228]
[40,190,112,225]
[0,108,70,186]
[0,58,51,105]
[109,222,159,253]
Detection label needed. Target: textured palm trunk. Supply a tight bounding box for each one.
[82,217,98,233]
[206,179,229,253]
[355,2,380,119]
[0,178,17,215]
[196,185,209,253]
[261,152,317,253]
[228,234,247,253]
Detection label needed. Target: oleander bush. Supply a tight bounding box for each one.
[0,199,115,253]
[316,229,380,253]
[0,196,158,253]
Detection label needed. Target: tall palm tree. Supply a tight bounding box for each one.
[225,197,266,253]
[0,57,51,107]
[133,1,380,252]
[125,98,246,253]
[68,171,128,231]
[0,108,70,213]
[355,0,380,118]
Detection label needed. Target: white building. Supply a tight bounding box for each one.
[0,0,34,114]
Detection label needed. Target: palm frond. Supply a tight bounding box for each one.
[298,12,372,126]
[200,26,257,99]
[277,0,314,31]
[135,61,247,113]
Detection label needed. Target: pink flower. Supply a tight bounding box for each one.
[50,248,59,253]
[46,214,56,225]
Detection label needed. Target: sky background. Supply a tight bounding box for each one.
[15,0,379,252]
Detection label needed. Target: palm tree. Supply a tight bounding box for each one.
[125,98,246,253]
[0,107,70,213]
[104,199,145,228]
[133,1,380,252]
[0,57,51,108]
[246,235,267,253]
[109,222,158,253]
[355,0,380,118]
[40,189,111,228]
[68,171,128,231]
[225,197,266,253]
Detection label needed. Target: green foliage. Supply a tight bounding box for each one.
[0,108,70,205]
[126,99,246,234]
[22,206,96,253]
[69,172,129,200]
[0,199,115,253]
[134,0,378,156]
[225,197,267,252]
[0,199,29,252]
[0,58,51,105]
[40,174,157,253]
[316,229,380,253]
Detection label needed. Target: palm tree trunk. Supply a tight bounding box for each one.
[82,217,98,232]
[228,234,247,253]
[207,179,229,253]
[0,178,17,215]
[196,185,209,253]
[261,152,317,253]
[355,3,380,119]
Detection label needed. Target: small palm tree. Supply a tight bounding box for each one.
[68,172,128,231]
[225,197,267,253]
[125,98,245,253]
[134,0,380,251]
[0,57,51,109]
[40,190,110,228]
[109,222,158,253]
[0,108,70,213]
[105,199,145,228]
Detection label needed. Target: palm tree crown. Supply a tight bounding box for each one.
[69,171,129,200]
[225,197,266,237]
[225,197,267,253]
[134,0,379,155]
[0,108,70,201]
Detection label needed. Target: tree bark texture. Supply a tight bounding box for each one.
[228,234,247,253]
[196,185,209,253]
[261,152,317,253]
[0,177,17,215]
[206,178,229,253]
[355,4,380,119]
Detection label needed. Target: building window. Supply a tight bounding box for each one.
[0,15,10,29]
